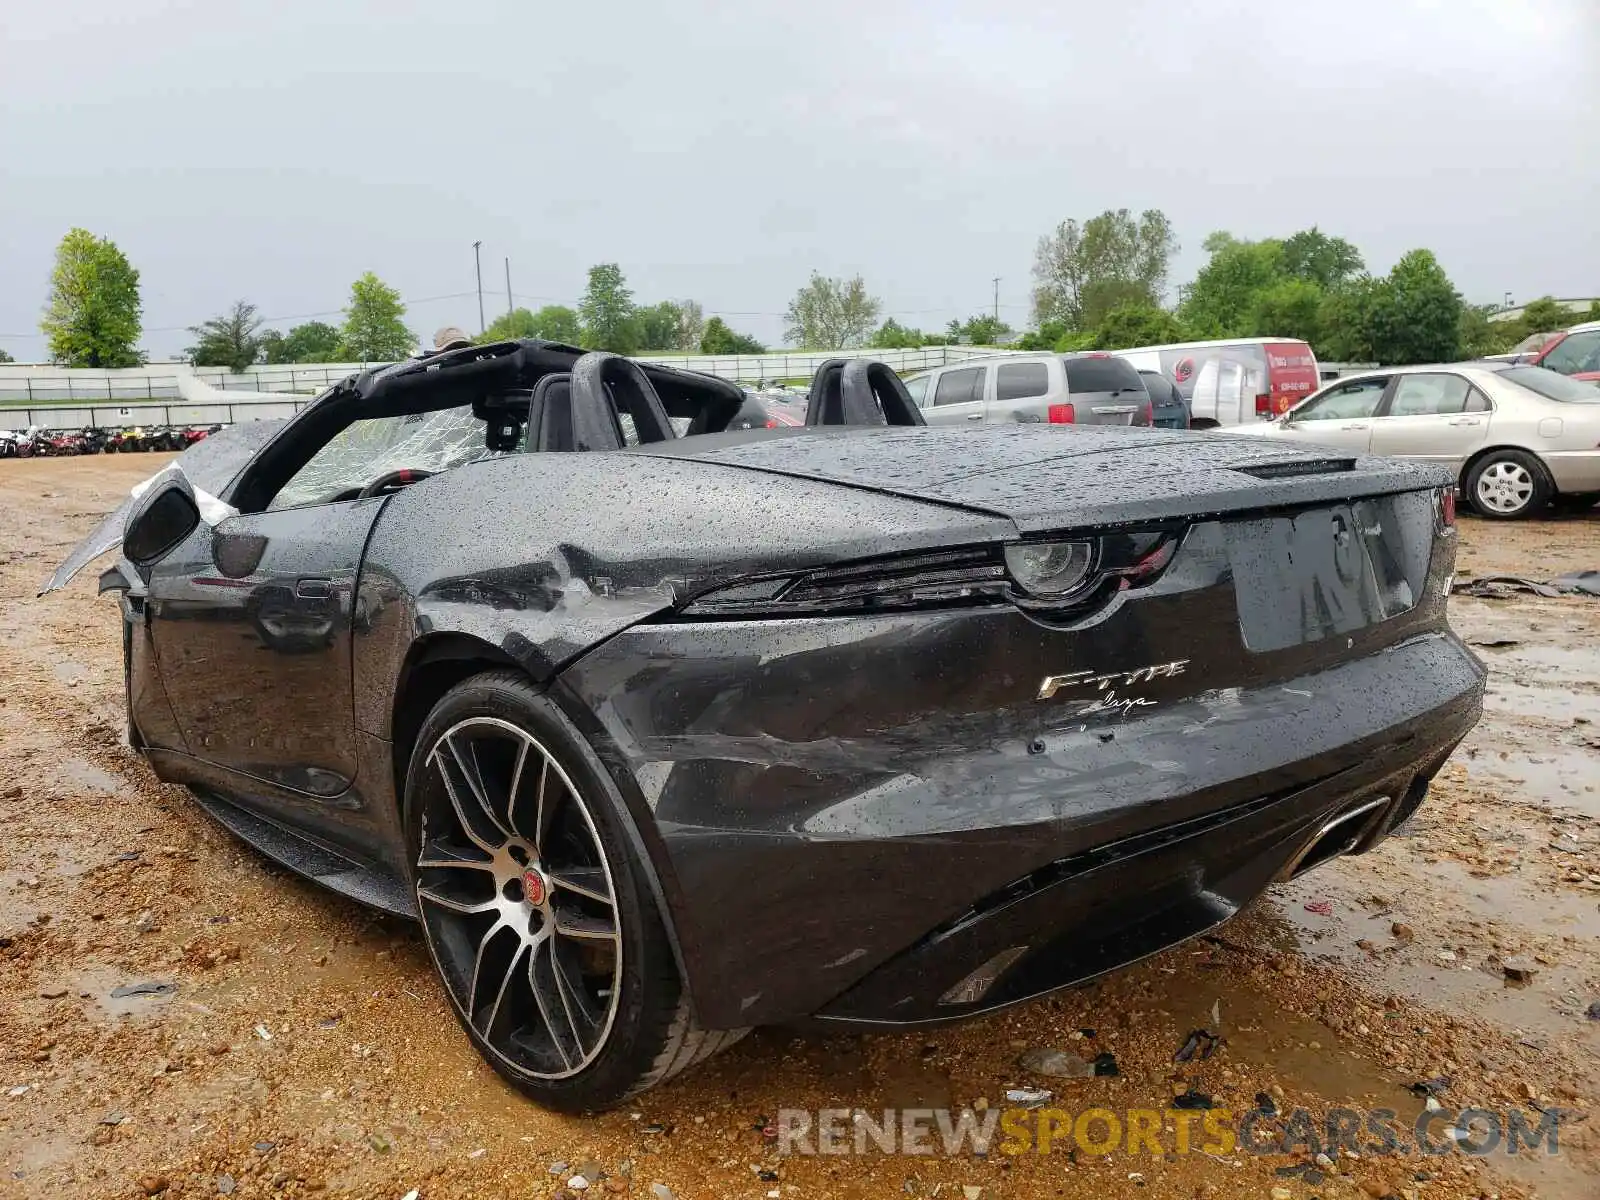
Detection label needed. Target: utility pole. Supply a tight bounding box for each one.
[992,277,1001,322]
[504,258,513,320]
[473,241,485,334]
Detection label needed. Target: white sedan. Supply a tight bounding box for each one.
[1231,363,1600,519]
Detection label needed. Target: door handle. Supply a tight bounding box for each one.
[966,413,984,420]
[1448,418,1482,426]
[295,578,332,600]
[1339,423,1369,430]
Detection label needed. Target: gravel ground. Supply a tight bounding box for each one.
[1,454,1597,1200]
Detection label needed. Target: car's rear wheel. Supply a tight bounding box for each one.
[403,671,745,1111]
[1466,450,1551,520]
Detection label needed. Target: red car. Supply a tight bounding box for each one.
[1520,321,1600,383]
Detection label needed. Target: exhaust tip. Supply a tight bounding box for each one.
[1277,796,1392,882]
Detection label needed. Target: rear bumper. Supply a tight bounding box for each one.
[557,611,1485,1029]
[813,706,1469,1027]
[1542,449,1600,493]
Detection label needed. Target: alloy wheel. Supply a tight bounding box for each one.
[1474,460,1535,515]
[416,716,622,1079]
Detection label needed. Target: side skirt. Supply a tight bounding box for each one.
[188,786,417,919]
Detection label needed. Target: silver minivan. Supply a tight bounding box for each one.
[904,352,1154,427]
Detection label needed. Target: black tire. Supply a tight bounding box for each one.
[402,670,745,1112]
[1464,450,1552,520]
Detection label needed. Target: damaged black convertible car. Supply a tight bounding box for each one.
[43,339,1485,1111]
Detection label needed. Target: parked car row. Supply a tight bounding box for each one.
[0,423,225,458]
[902,337,1325,432]
[1233,362,1600,518]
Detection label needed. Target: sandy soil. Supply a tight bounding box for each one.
[1,454,1597,1200]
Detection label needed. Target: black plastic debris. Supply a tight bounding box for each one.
[1451,572,1600,600]
[1408,1076,1452,1098]
[1171,1088,1214,1110]
[1173,1029,1220,1063]
[1091,1052,1119,1077]
[1078,1028,1097,1038]
[110,981,175,999]
[1585,1000,1600,1021]
[1254,1092,1278,1117]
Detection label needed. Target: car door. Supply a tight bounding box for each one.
[921,364,988,426]
[144,496,386,805]
[988,358,1053,422]
[1275,375,1391,452]
[1368,372,1491,468]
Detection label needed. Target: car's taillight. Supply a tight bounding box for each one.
[765,419,777,428]
[1254,392,1272,417]
[1440,488,1456,528]
[1141,399,1153,425]
[1048,403,1076,424]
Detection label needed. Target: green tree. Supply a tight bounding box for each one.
[1178,233,1286,338]
[635,300,684,352]
[1246,278,1324,346]
[1053,330,1097,353]
[483,305,582,344]
[1092,305,1186,350]
[1280,227,1364,290]
[1013,319,1071,352]
[869,318,927,349]
[1515,296,1574,337]
[187,300,265,371]
[577,263,638,353]
[0,348,13,363]
[947,314,1013,345]
[339,272,412,361]
[265,320,344,363]
[1031,209,1177,331]
[783,273,881,349]
[1316,276,1380,362]
[1366,250,1462,366]
[1457,304,1520,359]
[699,316,765,355]
[40,228,144,367]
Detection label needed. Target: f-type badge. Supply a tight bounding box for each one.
[1037,659,1190,701]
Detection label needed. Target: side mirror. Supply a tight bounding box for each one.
[123,474,201,570]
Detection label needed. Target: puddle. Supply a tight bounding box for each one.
[1138,964,1427,1113]
[63,965,181,1021]
[55,756,124,796]
[1483,679,1594,723]
[50,660,90,687]
[1463,745,1600,819]
[1273,862,1600,1038]
[1487,643,1600,686]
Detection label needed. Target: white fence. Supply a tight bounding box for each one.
[0,346,1005,429]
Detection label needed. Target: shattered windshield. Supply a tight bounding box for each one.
[269,405,509,510]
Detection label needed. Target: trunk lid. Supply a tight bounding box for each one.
[643,425,1450,532]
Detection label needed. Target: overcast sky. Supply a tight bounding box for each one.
[2,0,1597,360]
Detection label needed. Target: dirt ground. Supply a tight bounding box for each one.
[1,454,1597,1200]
